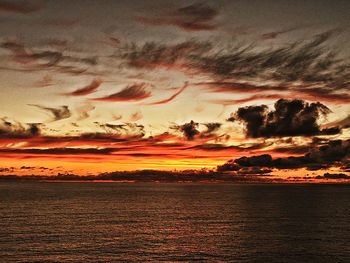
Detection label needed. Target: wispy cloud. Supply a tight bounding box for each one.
[75,103,95,120]
[128,111,143,122]
[0,40,98,76]
[92,83,151,102]
[64,79,102,96]
[29,104,71,122]
[260,26,301,40]
[142,82,188,105]
[137,3,219,31]
[121,31,350,104]
[0,0,44,14]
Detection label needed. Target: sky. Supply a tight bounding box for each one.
[0,0,349,181]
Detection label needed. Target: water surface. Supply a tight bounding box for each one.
[0,182,349,262]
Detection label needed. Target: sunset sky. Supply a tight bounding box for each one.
[0,0,349,181]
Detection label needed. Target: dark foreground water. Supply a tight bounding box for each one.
[0,182,349,262]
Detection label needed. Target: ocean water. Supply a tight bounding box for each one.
[0,182,349,262]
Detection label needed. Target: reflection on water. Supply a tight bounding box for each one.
[0,182,349,262]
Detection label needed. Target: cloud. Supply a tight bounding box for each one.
[0,147,116,155]
[261,26,301,40]
[218,139,350,173]
[196,31,339,79]
[0,169,263,183]
[92,83,151,102]
[0,0,43,14]
[111,113,122,121]
[121,31,350,103]
[129,111,143,122]
[33,74,54,88]
[236,167,273,176]
[39,18,79,28]
[1,40,98,75]
[171,120,199,140]
[171,120,224,141]
[209,94,283,105]
[29,104,71,122]
[142,82,188,105]
[202,122,222,133]
[1,41,63,65]
[186,141,268,152]
[137,3,219,31]
[0,118,41,138]
[0,167,14,173]
[95,122,145,137]
[64,79,102,96]
[324,115,350,129]
[121,41,211,70]
[232,99,340,138]
[317,173,350,180]
[75,103,95,120]
[196,31,350,101]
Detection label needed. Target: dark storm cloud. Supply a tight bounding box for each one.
[0,0,43,14]
[29,104,71,122]
[218,139,350,173]
[232,99,340,138]
[137,3,219,31]
[64,79,102,96]
[92,83,151,102]
[0,118,41,138]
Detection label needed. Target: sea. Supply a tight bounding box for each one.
[0,182,349,262]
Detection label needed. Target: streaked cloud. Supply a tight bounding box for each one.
[137,3,219,31]
[92,83,151,102]
[0,0,43,14]
[64,79,102,96]
[29,104,71,122]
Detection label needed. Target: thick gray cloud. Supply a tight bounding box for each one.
[218,139,350,173]
[233,99,340,138]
